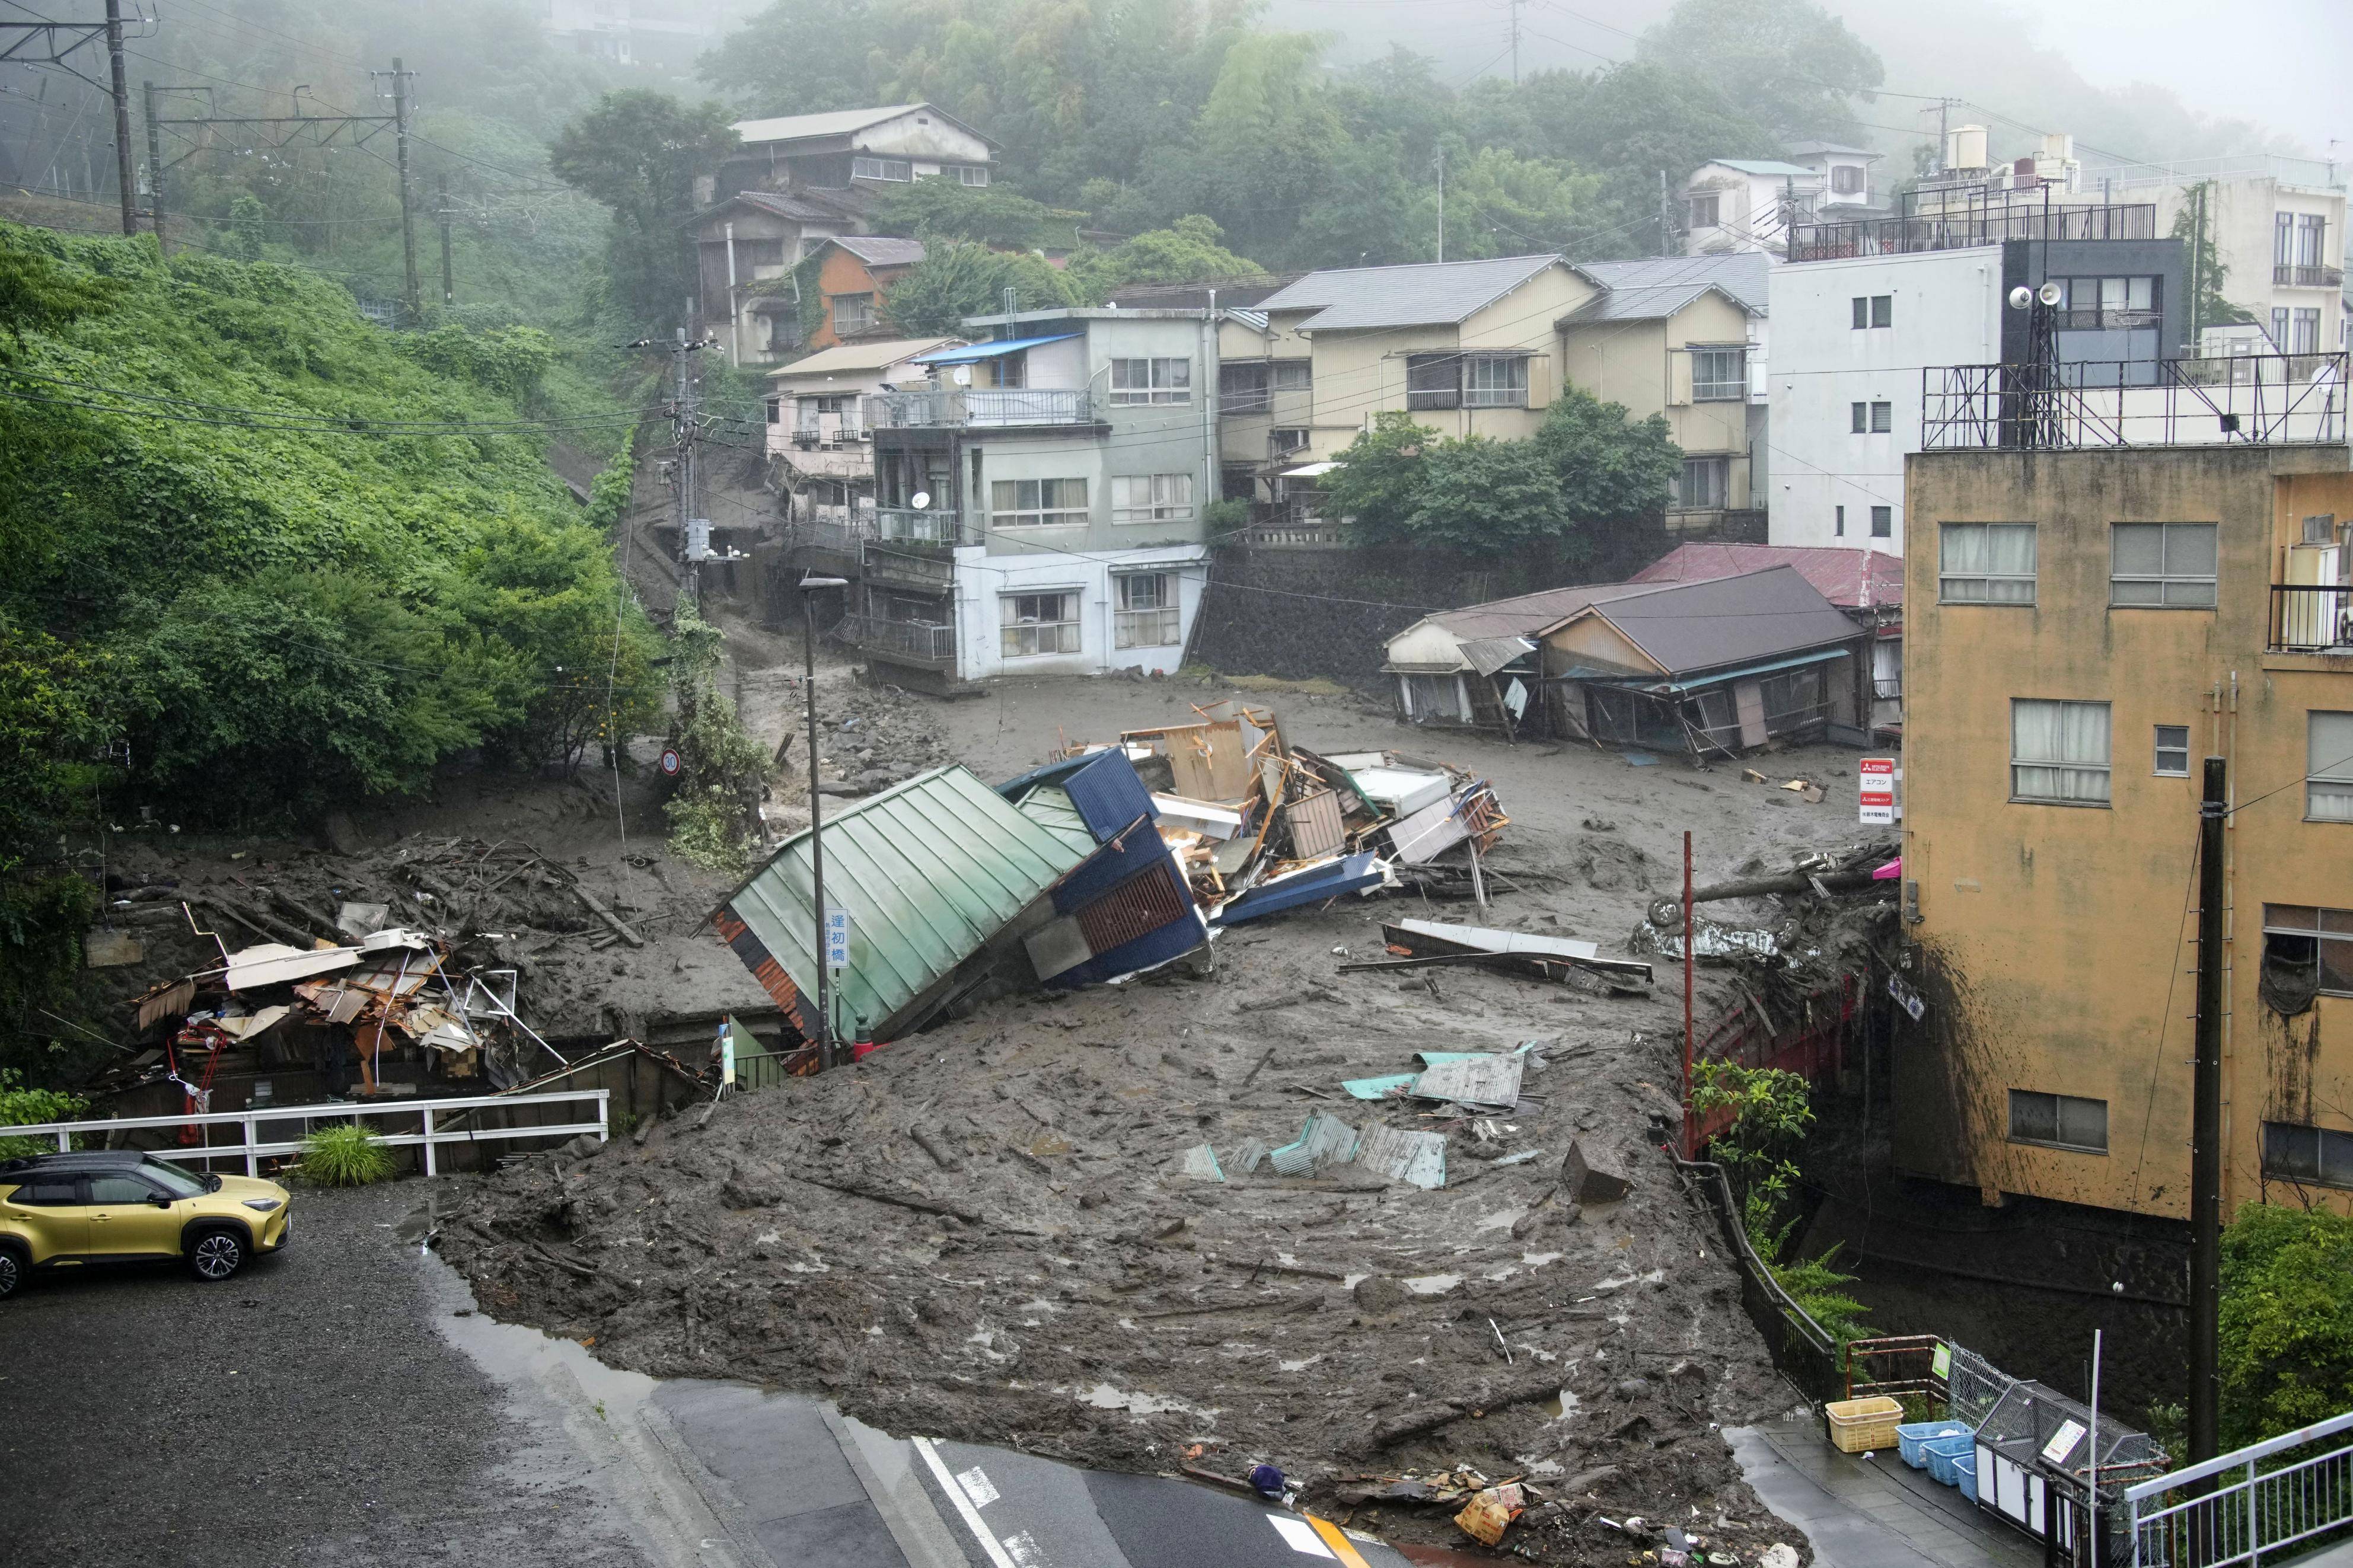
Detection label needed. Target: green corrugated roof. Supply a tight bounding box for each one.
[1008,783,1098,857]
[723,765,1092,1037]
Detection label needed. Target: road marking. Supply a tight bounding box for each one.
[1306,1515,1373,1568]
[1002,1528,1047,1566]
[912,1436,1019,1568]
[955,1464,1001,1509]
[1266,1516,1337,1557]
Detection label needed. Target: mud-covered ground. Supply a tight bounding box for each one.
[433,669,1882,1562]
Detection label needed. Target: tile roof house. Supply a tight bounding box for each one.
[804,235,930,348]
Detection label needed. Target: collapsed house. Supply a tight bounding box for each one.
[1385,565,1872,755]
[712,701,1510,1055]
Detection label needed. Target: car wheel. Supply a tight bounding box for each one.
[0,1245,23,1301]
[187,1228,245,1282]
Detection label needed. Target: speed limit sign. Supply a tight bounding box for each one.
[659,748,682,777]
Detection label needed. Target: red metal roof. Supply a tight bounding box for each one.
[1629,543,1904,613]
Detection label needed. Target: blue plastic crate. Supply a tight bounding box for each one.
[1957,1448,1979,1503]
[1897,1420,1972,1469]
[1922,1432,1976,1488]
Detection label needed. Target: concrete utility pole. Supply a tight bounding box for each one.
[390,58,420,320]
[2189,753,2228,1467]
[1507,0,1523,85]
[1661,170,1674,257]
[141,80,165,251]
[1434,146,1445,263]
[674,329,701,607]
[438,171,454,306]
[103,0,136,235]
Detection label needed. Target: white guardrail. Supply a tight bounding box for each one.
[2124,1408,2353,1568]
[0,1088,609,1179]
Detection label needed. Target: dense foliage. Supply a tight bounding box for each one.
[550,91,741,324]
[2218,1203,2353,1448]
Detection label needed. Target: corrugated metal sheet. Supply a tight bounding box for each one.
[720,766,1092,1040]
[1356,1125,1448,1189]
[1628,542,1905,612]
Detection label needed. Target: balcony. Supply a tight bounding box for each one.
[2276,263,2346,290]
[1922,353,2348,451]
[2271,585,2353,654]
[869,387,1097,429]
[833,613,957,669]
[788,502,875,565]
[876,507,978,546]
[861,539,956,592]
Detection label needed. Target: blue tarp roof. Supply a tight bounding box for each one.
[915,333,1083,365]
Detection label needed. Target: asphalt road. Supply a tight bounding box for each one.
[0,1179,1415,1568]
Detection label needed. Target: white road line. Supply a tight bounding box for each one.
[913,1435,1020,1568]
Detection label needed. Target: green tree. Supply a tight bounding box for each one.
[1634,0,1883,144]
[1533,385,1684,524]
[550,90,739,323]
[1401,436,1567,557]
[1323,410,1438,545]
[1066,215,1266,297]
[1178,31,1350,263]
[2172,184,2257,337]
[870,176,1075,251]
[2218,1204,2353,1448]
[884,241,1082,336]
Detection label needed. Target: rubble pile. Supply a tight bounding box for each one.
[796,683,954,798]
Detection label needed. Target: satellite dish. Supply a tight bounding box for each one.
[2008,285,2034,311]
[2038,281,2064,307]
[910,490,932,510]
[951,366,973,386]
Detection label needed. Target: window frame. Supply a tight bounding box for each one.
[2009,1090,2110,1155]
[1109,472,1194,525]
[2262,1120,2353,1189]
[989,477,1090,530]
[1851,296,1869,330]
[830,292,876,335]
[1676,456,1728,511]
[1113,572,1181,649]
[2154,724,2191,778]
[850,155,913,183]
[2309,710,2353,823]
[1937,521,2038,605]
[1462,354,1529,408]
[1851,401,1868,434]
[999,590,1083,659]
[1691,347,1746,402]
[1870,506,1892,539]
[1689,193,1720,229]
[955,164,990,187]
[2010,697,2112,807]
[1219,361,1271,414]
[2262,903,2353,997]
[1870,400,1892,433]
[1109,357,1192,405]
[1271,360,1312,392]
[2110,521,2219,609]
[1870,294,1893,328]
[1405,353,1462,411]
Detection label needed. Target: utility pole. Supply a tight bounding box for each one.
[390,58,420,321]
[1661,170,1675,257]
[2189,753,2227,1468]
[674,329,700,608]
[437,171,454,306]
[2189,183,2207,350]
[1435,146,1445,263]
[1507,0,1523,85]
[141,80,165,251]
[103,0,136,235]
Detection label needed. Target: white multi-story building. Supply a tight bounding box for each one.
[1682,145,1880,260]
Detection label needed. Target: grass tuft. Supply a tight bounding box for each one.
[294,1122,396,1186]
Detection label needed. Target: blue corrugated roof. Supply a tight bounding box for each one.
[916,333,1083,364]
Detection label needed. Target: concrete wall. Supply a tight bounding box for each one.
[1768,247,2005,552]
[1896,443,2353,1221]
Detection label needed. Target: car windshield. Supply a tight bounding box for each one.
[141,1159,213,1198]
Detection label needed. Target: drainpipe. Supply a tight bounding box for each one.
[1202,294,1218,532]
[724,221,740,367]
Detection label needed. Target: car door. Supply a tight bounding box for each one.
[83,1172,184,1257]
[1,1176,90,1263]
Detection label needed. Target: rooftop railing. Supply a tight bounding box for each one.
[832,612,957,667]
[1922,353,2346,451]
[1788,199,2155,261]
[869,387,1096,428]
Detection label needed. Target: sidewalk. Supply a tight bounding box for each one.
[1726,1416,2042,1568]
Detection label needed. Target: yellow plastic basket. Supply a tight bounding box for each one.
[1826,1395,1905,1454]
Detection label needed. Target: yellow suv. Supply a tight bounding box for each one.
[0,1151,292,1299]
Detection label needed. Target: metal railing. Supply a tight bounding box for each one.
[1790,199,2154,262]
[1922,353,2346,451]
[2271,584,2353,653]
[833,612,958,666]
[2124,1410,2353,1568]
[876,507,976,545]
[2275,264,2344,290]
[869,387,1095,428]
[1685,975,1855,1158]
[1,1089,609,1179]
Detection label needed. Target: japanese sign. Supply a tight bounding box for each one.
[1859,756,1898,825]
[823,906,852,973]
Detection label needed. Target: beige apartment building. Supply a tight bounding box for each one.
[1896,374,2353,1219]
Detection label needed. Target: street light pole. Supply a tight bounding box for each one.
[799,574,848,1067]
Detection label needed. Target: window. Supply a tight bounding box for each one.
[1870,401,1892,433]
[1851,401,1868,433]
[2310,711,2353,821]
[1834,505,1845,538]
[1831,164,1864,196]
[1219,361,1270,414]
[2111,522,2218,608]
[4,1179,77,1205]
[2051,275,2160,328]
[2011,698,2112,805]
[2154,724,2191,777]
[990,477,1089,529]
[850,155,913,182]
[831,293,876,336]
[1111,472,1193,524]
[1405,353,1461,410]
[1870,506,1892,538]
[1676,457,1727,510]
[1938,522,2036,603]
[2292,309,2322,355]
[1273,360,1312,392]
[2010,1090,2109,1154]
[1871,295,1893,328]
[1000,592,1082,657]
[1271,428,1309,455]
[2272,306,2292,352]
[764,397,781,426]
[2262,905,2353,997]
[1114,573,1180,649]
[955,164,990,187]
[88,1174,158,1205]
[2276,211,2296,267]
[1689,193,1719,229]
[1463,355,1529,407]
[1111,357,1191,405]
[1851,296,1869,330]
[1691,347,1746,401]
[2263,1122,2353,1188]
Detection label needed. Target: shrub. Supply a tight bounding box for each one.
[294,1122,396,1186]
[0,1068,84,1159]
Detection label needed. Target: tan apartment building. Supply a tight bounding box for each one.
[1219,252,1769,536]
[1896,371,2353,1219]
